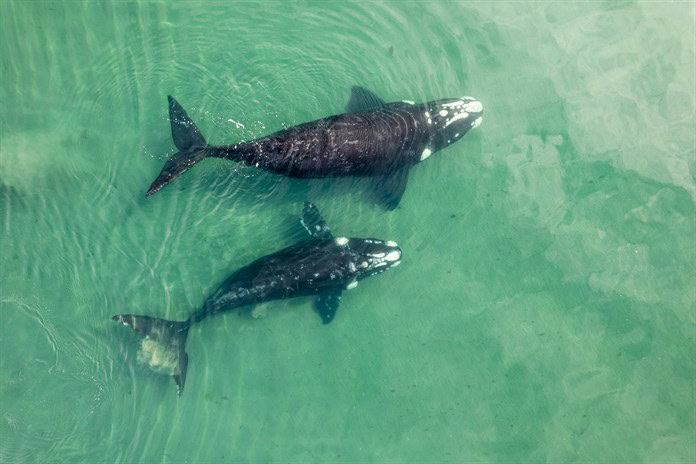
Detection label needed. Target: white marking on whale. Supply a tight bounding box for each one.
[462,100,483,113]
[228,118,245,129]
[444,112,470,127]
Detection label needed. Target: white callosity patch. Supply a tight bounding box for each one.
[444,112,470,127]
[420,147,432,160]
[386,241,397,247]
[346,280,358,290]
[349,262,357,273]
[436,99,482,129]
[472,117,483,129]
[402,100,415,105]
[462,100,483,113]
[335,237,348,246]
[385,250,401,261]
[424,111,430,118]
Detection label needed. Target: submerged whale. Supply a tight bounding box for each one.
[146,87,483,209]
[112,202,402,395]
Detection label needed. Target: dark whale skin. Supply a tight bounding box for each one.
[112,202,402,395]
[210,102,429,178]
[190,237,395,323]
[146,89,483,208]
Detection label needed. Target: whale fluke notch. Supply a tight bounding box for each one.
[300,201,333,239]
[346,86,386,113]
[112,314,191,396]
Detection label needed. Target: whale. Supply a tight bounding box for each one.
[146,87,483,209]
[112,202,402,395]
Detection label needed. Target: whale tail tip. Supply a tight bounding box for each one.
[146,96,209,196]
[112,314,191,396]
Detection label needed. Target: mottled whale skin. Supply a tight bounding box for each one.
[147,87,483,209]
[112,202,402,395]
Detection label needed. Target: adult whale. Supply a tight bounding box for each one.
[113,202,402,395]
[146,87,483,209]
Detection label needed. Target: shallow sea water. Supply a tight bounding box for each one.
[1,1,694,463]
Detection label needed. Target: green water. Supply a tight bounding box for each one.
[1,1,694,463]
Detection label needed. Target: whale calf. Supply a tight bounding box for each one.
[146,87,483,209]
[113,202,402,395]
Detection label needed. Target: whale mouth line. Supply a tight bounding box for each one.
[444,112,470,128]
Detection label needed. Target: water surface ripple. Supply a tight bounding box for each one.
[1,1,694,463]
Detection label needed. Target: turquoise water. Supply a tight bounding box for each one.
[1,1,694,462]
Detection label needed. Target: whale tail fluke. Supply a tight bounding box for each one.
[146,96,209,196]
[112,314,191,396]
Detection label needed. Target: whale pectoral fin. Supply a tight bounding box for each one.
[301,201,333,239]
[346,86,386,113]
[168,95,206,151]
[315,290,342,324]
[376,167,410,211]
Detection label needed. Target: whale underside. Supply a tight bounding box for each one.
[146,87,483,209]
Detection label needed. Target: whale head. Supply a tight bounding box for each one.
[421,97,483,158]
[336,237,403,280]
